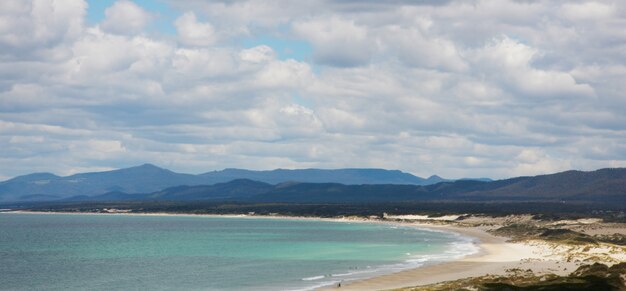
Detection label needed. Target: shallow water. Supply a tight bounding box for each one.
[0,213,476,290]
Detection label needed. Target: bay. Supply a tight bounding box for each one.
[0,213,476,290]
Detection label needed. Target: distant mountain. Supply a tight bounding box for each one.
[146,179,273,201]
[64,168,626,206]
[424,175,449,184]
[6,165,625,204]
[65,179,274,202]
[249,169,626,203]
[0,164,199,202]
[0,164,444,202]
[436,168,626,200]
[199,168,432,185]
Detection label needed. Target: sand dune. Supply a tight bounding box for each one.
[323,222,624,290]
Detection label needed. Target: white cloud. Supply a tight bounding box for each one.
[174,12,217,46]
[473,36,595,99]
[0,83,49,110]
[252,59,312,89]
[2,0,626,180]
[512,148,572,177]
[239,45,275,63]
[561,2,614,21]
[380,23,467,71]
[100,0,152,35]
[71,28,139,74]
[171,48,238,79]
[70,139,127,157]
[0,0,85,59]
[293,17,374,67]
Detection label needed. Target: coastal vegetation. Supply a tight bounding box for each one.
[398,263,626,291]
[7,200,625,223]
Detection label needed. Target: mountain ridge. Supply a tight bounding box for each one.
[58,167,626,208]
[0,164,456,201]
[7,165,624,205]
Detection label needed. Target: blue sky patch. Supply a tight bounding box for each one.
[242,35,313,62]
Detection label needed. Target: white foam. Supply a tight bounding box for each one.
[295,226,480,291]
[301,275,325,281]
[289,280,341,291]
[330,272,357,277]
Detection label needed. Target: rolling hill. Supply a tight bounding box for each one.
[0,164,445,202]
[61,168,626,207]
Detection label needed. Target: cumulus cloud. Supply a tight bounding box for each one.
[472,36,595,99]
[560,2,614,21]
[174,12,217,46]
[1,0,626,180]
[383,25,467,71]
[239,45,275,63]
[293,17,374,67]
[0,0,85,60]
[100,0,152,35]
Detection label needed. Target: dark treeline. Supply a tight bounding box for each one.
[5,200,625,222]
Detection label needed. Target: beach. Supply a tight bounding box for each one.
[323,215,626,290]
[4,211,625,290]
[322,224,570,290]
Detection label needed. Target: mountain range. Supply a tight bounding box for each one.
[3,165,624,206]
[69,168,626,206]
[0,164,463,202]
[1,165,625,208]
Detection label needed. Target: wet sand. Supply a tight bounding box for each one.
[322,224,577,290]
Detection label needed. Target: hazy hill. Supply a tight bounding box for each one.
[421,168,626,200]
[198,168,434,185]
[8,165,623,204]
[70,168,626,206]
[0,164,199,202]
[0,164,439,202]
[146,179,274,201]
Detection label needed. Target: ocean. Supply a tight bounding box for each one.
[0,213,477,290]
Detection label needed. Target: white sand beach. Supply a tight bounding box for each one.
[323,218,626,290]
[322,225,565,290]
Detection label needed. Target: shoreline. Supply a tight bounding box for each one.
[323,224,567,290]
[3,210,483,289]
[3,210,621,290]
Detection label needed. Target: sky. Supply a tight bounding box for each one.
[1,0,626,180]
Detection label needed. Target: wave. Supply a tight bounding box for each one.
[300,268,379,282]
[293,226,479,291]
[301,275,325,281]
[290,280,340,291]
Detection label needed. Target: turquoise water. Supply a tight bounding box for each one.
[0,213,476,290]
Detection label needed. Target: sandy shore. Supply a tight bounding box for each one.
[321,224,577,290]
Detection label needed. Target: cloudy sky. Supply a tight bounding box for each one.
[1,0,625,180]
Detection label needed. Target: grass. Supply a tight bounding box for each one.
[396,263,626,291]
[491,224,599,245]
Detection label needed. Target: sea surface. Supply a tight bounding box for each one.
[0,213,477,290]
